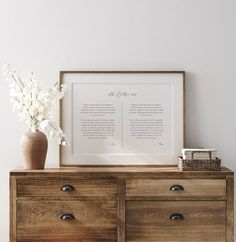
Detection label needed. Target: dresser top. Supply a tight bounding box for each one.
[10,165,233,178]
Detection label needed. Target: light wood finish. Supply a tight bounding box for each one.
[17,178,117,197]
[17,201,117,242]
[10,176,17,242]
[126,201,226,242]
[59,71,185,167]
[126,179,226,197]
[226,175,234,242]
[11,166,232,177]
[10,166,234,242]
[118,176,126,242]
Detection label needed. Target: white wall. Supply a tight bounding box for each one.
[0,0,236,240]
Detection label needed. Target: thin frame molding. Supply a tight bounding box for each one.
[59,70,185,167]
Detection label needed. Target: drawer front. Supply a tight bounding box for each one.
[17,178,117,197]
[126,179,226,197]
[126,201,226,242]
[16,201,117,241]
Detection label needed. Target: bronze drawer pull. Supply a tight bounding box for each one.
[60,213,75,220]
[169,213,184,220]
[61,184,75,192]
[170,184,184,192]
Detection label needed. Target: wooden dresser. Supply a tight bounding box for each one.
[10,166,234,242]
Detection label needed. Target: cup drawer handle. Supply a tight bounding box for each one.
[169,213,184,220]
[61,185,75,192]
[60,213,75,220]
[170,184,184,192]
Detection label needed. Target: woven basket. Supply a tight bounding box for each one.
[178,156,221,171]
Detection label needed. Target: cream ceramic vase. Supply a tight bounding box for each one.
[21,130,48,169]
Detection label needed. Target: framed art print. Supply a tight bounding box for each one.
[60,71,185,166]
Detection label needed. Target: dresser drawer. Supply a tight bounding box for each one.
[126,201,226,242]
[126,179,226,197]
[17,178,117,197]
[16,200,117,242]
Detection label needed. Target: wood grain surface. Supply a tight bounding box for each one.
[226,175,234,242]
[17,178,117,197]
[126,179,226,197]
[17,201,117,241]
[10,166,234,242]
[10,166,233,178]
[126,201,226,242]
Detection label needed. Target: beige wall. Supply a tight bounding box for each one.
[0,0,236,240]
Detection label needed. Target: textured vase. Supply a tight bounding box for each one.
[21,130,48,169]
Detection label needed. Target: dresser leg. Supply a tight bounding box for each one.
[226,175,234,242]
[118,176,126,242]
[10,176,17,242]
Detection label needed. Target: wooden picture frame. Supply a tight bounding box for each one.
[60,71,185,166]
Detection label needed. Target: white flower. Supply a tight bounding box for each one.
[3,63,69,146]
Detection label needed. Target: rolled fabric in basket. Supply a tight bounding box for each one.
[182,148,217,160]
